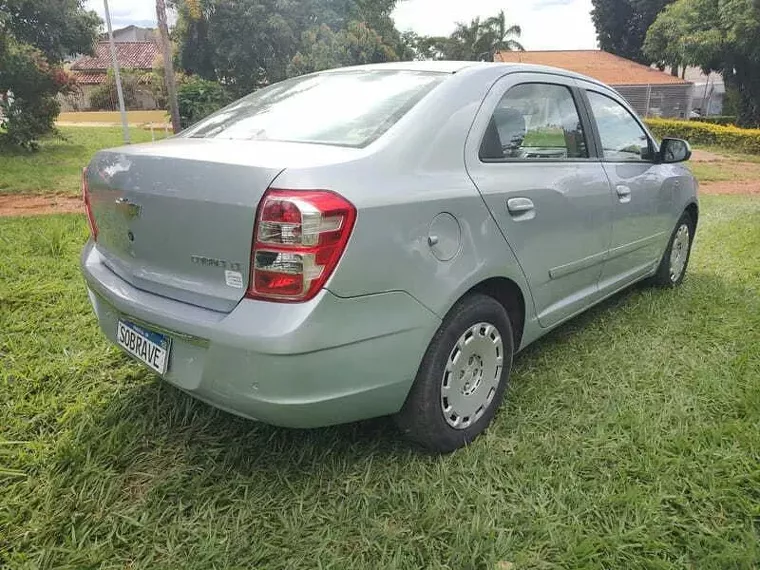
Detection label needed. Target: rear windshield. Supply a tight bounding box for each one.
[181,70,447,148]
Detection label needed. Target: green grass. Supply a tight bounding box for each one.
[1,196,759,569]
[690,145,760,182]
[522,127,566,148]
[0,127,168,196]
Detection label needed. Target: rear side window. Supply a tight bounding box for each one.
[586,91,651,161]
[181,70,446,148]
[480,83,589,161]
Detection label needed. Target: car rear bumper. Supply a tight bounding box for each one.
[81,241,440,427]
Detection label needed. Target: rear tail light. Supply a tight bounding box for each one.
[82,167,98,241]
[247,189,356,302]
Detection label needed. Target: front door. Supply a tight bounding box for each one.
[465,74,613,328]
[580,85,672,292]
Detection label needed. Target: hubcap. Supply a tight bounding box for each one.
[669,224,690,282]
[441,322,503,430]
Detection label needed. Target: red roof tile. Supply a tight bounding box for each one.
[72,72,106,84]
[71,42,160,72]
[494,50,690,86]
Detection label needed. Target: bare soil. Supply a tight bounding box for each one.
[690,149,728,162]
[0,194,82,217]
[700,180,760,195]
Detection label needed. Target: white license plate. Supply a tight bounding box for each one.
[117,319,171,374]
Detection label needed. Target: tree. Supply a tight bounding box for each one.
[171,0,406,97]
[400,31,450,61]
[591,0,676,64]
[288,21,396,76]
[0,0,100,149]
[482,10,524,56]
[0,0,101,62]
[172,0,216,80]
[157,0,181,133]
[642,0,692,75]
[402,10,523,61]
[644,0,760,126]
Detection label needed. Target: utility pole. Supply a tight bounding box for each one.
[156,0,181,134]
[103,0,130,144]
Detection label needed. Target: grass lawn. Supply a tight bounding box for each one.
[0,127,167,196]
[1,195,758,568]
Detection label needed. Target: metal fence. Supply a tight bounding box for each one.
[615,84,693,119]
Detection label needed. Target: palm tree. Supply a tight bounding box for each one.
[482,10,524,59]
[449,17,484,60]
[446,11,523,61]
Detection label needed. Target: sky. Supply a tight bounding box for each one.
[84,0,599,51]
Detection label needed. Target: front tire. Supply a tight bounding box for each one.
[395,294,514,453]
[650,212,695,288]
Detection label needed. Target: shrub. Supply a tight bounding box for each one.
[645,118,760,154]
[177,76,230,129]
[0,40,71,150]
[0,94,60,151]
[88,69,142,111]
[691,115,737,126]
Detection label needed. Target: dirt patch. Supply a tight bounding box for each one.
[690,149,729,163]
[700,180,760,195]
[0,194,82,217]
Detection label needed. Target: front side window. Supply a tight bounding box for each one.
[181,70,447,148]
[480,83,589,161]
[587,91,652,161]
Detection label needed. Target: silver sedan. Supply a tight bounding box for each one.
[81,61,698,452]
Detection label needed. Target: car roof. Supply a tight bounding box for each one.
[320,61,611,90]
[320,60,482,74]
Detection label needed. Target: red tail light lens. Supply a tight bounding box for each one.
[82,167,98,241]
[247,189,356,302]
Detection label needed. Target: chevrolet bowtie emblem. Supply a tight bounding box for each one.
[114,197,141,219]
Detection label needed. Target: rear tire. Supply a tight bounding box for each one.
[650,212,695,288]
[395,293,514,453]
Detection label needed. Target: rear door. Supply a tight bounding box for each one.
[465,73,613,328]
[579,85,673,292]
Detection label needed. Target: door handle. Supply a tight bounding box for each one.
[507,197,535,220]
[616,185,632,203]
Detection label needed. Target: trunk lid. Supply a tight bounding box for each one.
[87,138,358,312]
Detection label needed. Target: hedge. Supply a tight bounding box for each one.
[644,118,760,154]
[691,115,737,126]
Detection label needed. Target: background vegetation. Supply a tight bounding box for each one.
[646,117,760,154]
[644,0,760,127]
[0,0,100,149]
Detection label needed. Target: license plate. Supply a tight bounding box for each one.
[117,319,171,374]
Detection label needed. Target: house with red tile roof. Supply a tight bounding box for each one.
[495,50,693,118]
[64,41,162,111]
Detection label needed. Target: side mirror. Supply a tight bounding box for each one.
[659,138,691,163]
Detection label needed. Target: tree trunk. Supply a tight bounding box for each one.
[729,65,760,128]
[156,0,181,134]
